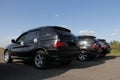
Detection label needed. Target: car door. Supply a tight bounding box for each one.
[11,31,39,58]
[22,30,39,56]
[10,32,29,57]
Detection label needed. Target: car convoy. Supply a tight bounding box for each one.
[3,26,111,69]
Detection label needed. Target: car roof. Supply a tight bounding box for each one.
[78,35,96,38]
[98,39,106,41]
[26,26,71,33]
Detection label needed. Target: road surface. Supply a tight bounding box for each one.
[0,52,120,80]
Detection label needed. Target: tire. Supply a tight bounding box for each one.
[4,50,13,63]
[34,51,47,69]
[78,50,88,61]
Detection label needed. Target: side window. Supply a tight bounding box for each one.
[37,29,43,39]
[16,33,28,43]
[27,31,38,42]
[41,28,55,39]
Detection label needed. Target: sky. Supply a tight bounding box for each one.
[0,0,120,47]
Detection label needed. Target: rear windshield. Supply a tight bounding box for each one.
[98,41,106,46]
[78,37,97,44]
[55,30,78,42]
[59,34,78,42]
[98,40,110,47]
[81,38,94,44]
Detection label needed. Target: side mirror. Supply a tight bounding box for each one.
[11,39,16,43]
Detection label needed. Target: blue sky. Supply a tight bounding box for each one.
[0,0,120,47]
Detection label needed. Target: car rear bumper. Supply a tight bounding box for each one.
[47,50,80,58]
[87,49,100,56]
[100,48,111,54]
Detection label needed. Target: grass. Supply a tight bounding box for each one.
[109,49,120,56]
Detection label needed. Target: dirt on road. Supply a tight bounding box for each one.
[0,52,120,80]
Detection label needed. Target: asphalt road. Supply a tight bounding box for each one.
[0,52,120,80]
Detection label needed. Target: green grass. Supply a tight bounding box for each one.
[109,49,120,56]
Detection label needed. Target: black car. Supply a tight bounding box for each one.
[77,35,100,61]
[4,26,80,69]
[98,39,111,57]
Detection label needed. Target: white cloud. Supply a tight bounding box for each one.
[80,30,96,36]
[111,32,118,36]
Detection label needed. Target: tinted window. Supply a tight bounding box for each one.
[78,37,98,46]
[16,33,28,43]
[57,31,78,42]
[81,37,94,44]
[98,41,105,46]
[40,28,56,39]
[27,31,38,41]
[55,28,78,41]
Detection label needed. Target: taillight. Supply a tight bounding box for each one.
[92,43,97,49]
[103,45,108,49]
[53,40,64,47]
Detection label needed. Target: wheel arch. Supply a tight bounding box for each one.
[80,49,88,53]
[32,48,48,55]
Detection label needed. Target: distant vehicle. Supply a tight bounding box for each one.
[4,26,80,69]
[77,35,100,61]
[97,39,111,57]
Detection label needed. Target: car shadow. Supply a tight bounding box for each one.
[0,55,118,80]
[100,55,119,60]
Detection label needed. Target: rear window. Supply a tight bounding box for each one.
[98,41,106,46]
[52,27,78,42]
[59,33,78,42]
[78,37,98,45]
[98,40,110,47]
[81,38,94,44]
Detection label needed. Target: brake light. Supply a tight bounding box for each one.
[103,45,108,49]
[92,43,97,49]
[53,41,64,47]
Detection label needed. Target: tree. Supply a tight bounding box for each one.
[110,40,120,50]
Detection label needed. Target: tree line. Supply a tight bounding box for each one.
[110,40,120,50]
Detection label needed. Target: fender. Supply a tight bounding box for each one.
[32,47,49,56]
